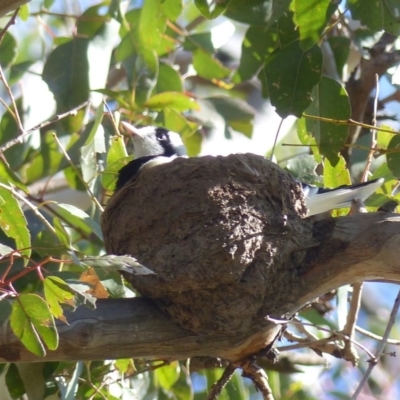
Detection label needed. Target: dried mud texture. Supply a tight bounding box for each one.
[102,154,314,334]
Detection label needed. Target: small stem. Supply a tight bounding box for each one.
[52,133,104,212]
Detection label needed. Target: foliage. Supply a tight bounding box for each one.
[0,0,399,399]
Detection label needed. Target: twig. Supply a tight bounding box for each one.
[341,283,363,365]
[0,101,90,153]
[355,325,400,345]
[351,288,400,399]
[0,9,23,132]
[103,100,122,138]
[30,10,105,21]
[52,133,104,212]
[0,66,23,133]
[185,15,206,32]
[267,316,376,360]
[242,361,274,400]
[361,74,379,182]
[0,7,20,43]
[269,118,283,161]
[206,363,236,400]
[302,114,399,135]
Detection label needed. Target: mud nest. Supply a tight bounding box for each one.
[101,154,314,335]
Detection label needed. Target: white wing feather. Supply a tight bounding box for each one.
[305,178,384,216]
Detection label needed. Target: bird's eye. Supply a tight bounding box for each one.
[156,131,168,141]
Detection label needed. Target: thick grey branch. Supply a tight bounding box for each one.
[0,0,29,17]
[1,213,400,363]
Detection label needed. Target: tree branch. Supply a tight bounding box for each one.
[1,213,400,363]
[0,0,29,17]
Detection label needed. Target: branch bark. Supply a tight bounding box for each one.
[0,0,29,17]
[1,213,400,363]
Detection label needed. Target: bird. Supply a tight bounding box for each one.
[116,122,384,216]
[115,122,187,191]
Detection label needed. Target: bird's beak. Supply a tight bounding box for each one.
[121,121,142,137]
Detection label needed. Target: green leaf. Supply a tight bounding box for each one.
[54,203,103,240]
[9,60,35,86]
[81,255,154,275]
[77,3,109,37]
[297,118,321,162]
[0,32,17,70]
[114,359,135,374]
[293,0,338,49]
[44,276,76,320]
[0,299,12,326]
[192,49,231,80]
[233,26,278,83]
[194,0,231,19]
[139,0,167,50]
[156,362,180,389]
[47,275,97,311]
[64,165,87,191]
[0,184,31,262]
[377,125,395,150]
[161,0,183,21]
[123,50,159,106]
[348,0,400,35]
[225,0,275,25]
[323,154,351,189]
[42,38,89,132]
[80,140,98,186]
[144,92,199,111]
[328,37,350,77]
[299,76,350,165]
[6,364,25,399]
[53,217,72,249]
[0,98,27,169]
[183,131,202,157]
[183,33,214,53]
[300,308,337,330]
[19,4,30,20]
[94,89,131,109]
[387,135,400,178]
[385,0,400,20]
[23,131,63,184]
[275,10,299,48]
[33,230,67,258]
[0,158,28,192]
[107,136,128,165]
[10,294,58,356]
[206,96,255,137]
[285,155,322,185]
[102,156,133,191]
[79,109,106,189]
[158,109,199,139]
[153,62,183,94]
[264,41,322,118]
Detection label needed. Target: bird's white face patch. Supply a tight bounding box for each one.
[131,127,165,158]
[122,123,186,158]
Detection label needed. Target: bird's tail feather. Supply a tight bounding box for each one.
[306,178,384,216]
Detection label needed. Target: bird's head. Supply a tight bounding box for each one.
[121,122,187,158]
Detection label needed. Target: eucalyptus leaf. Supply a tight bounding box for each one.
[81,255,155,275]
[264,41,322,118]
